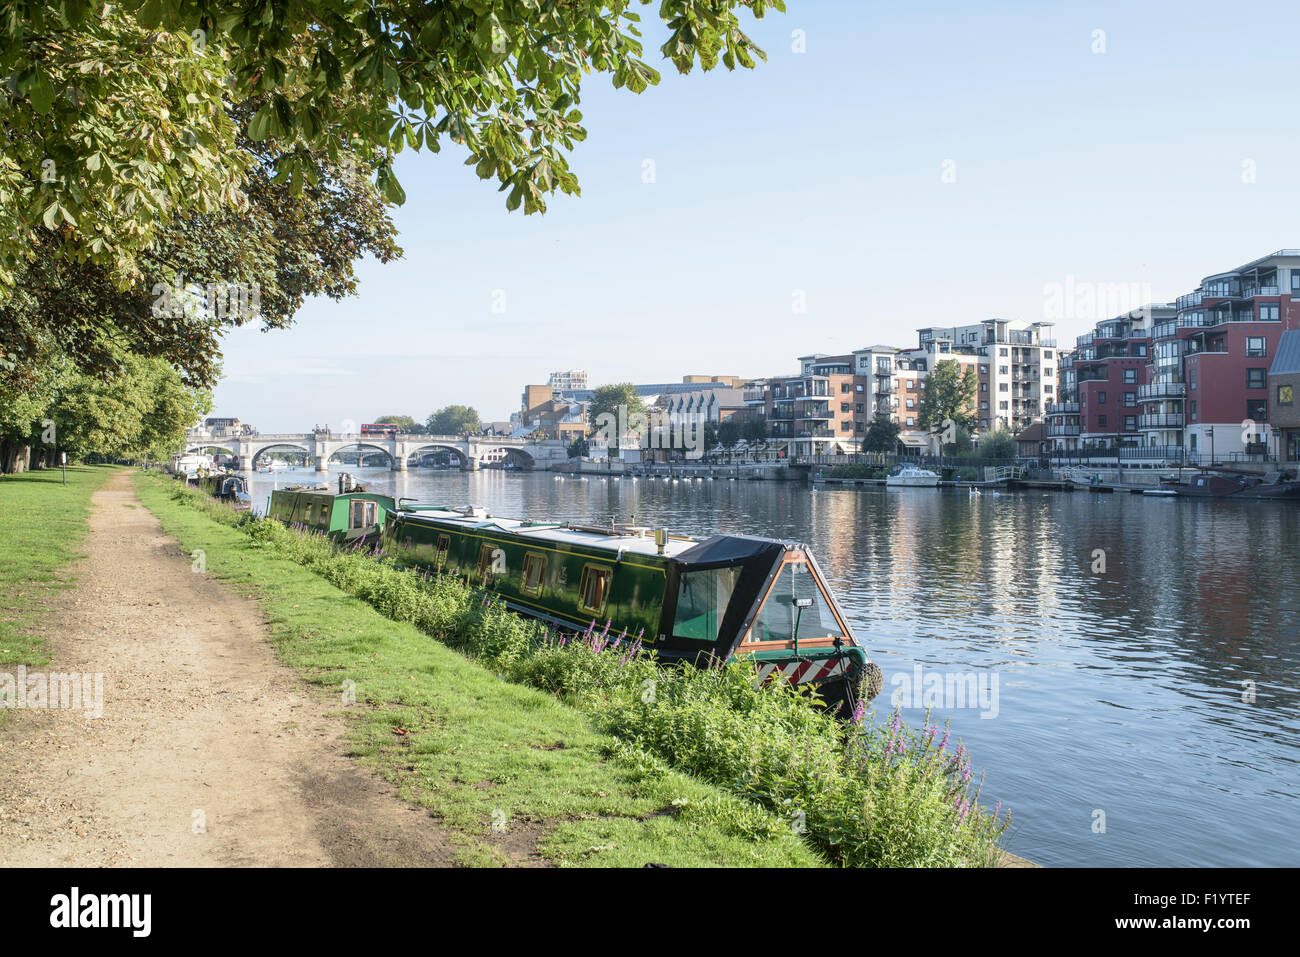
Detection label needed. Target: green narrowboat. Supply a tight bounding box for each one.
[268,486,397,544]
[193,472,252,509]
[382,504,883,714]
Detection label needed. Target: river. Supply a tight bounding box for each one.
[241,465,1300,867]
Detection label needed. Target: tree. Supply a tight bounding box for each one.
[741,413,767,446]
[1,107,401,389]
[916,359,977,454]
[427,405,480,435]
[29,349,212,466]
[2,1,783,295]
[717,417,741,458]
[586,383,646,457]
[0,7,246,293]
[702,421,720,461]
[978,428,1017,460]
[567,437,589,459]
[374,415,419,433]
[862,416,901,453]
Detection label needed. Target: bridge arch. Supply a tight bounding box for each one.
[327,442,394,468]
[478,446,535,470]
[250,444,311,468]
[405,444,470,469]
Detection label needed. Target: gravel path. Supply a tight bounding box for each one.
[0,469,455,866]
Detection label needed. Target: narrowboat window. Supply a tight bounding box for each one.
[477,543,499,583]
[673,566,741,642]
[578,565,612,616]
[749,562,842,643]
[521,553,546,596]
[350,500,372,528]
[435,535,450,569]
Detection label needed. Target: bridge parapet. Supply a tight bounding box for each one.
[186,432,570,471]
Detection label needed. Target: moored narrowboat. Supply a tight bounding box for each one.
[381,504,883,714]
[194,472,252,509]
[268,486,397,544]
[1159,472,1249,497]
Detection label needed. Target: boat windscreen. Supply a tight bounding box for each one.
[749,561,844,642]
[672,566,742,642]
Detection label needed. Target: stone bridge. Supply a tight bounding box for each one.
[185,432,568,471]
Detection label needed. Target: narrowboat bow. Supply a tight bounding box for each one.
[382,505,883,714]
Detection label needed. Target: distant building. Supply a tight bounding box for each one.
[1269,329,1300,465]
[913,319,1058,433]
[192,417,253,438]
[547,370,588,392]
[1068,304,1173,448]
[1053,249,1300,461]
[1173,250,1300,460]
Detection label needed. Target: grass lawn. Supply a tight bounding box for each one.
[133,471,822,868]
[0,465,116,670]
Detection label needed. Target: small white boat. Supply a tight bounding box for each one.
[1142,488,1178,497]
[169,452,213,478]
[886,465,941,488]
[257,460,289,473]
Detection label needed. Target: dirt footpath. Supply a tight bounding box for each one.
[0,469,454,867]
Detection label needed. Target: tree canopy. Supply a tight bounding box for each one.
[373,414,420,432]
[978,428,1017,460]
[741,413,767,445]
[586,383,646,433]
[916,359,977,452]
[426,405,480,435]
[861,416,901,453]
[2,0,784,295]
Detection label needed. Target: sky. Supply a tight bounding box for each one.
[211,0,1300,430]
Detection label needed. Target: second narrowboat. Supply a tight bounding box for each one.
[267,477,396,544]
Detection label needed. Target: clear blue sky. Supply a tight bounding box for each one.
[212,0,1300,430]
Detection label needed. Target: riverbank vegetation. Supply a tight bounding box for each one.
[139,472,1010,867]
[0,466,114,671]
[132,471,821,867]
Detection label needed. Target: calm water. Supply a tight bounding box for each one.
[245,467,1300,867]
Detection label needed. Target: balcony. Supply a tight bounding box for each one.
[1138,413,1184,429]
[1076,333,1095,347]
[1202,282,1242,300]
[1176,292,1203,310]
[1047,424,1081,437]
[1242,284,1280,298]
[797,408,831,421]
[743,388,767,404]
[1045,401,1080,415]
[1137,382,1185,400]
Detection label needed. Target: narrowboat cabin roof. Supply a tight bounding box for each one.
[391,504,793,561]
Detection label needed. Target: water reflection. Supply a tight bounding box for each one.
[243,467,1300,866]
